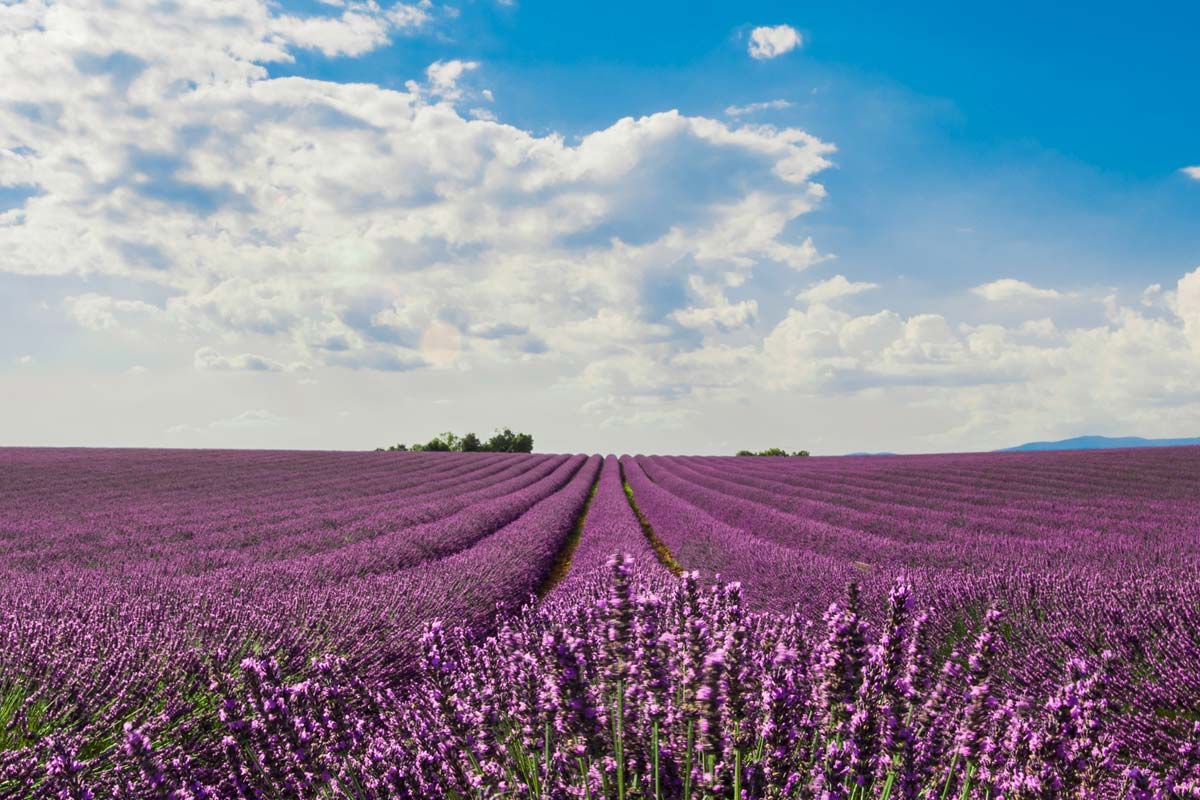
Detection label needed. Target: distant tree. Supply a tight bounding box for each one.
[485,427,534,453]
[379,428,533,453]
[421,432,455,452]
[736,449,755,457]
[758,447,790,457]
[793,450,810,457]
[736,447,811,457]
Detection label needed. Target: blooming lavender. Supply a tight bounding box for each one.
[0,446,1197,797]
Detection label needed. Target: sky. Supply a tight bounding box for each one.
[2,0,1199,455]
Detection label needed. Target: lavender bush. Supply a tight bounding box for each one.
[0,446,1197,797]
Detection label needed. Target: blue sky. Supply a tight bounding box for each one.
[272,0,1200,288]
[2,0,1199,453]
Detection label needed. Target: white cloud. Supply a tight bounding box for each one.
[1017,318,1058,339]
[670,275,758,331]
[64,294,162,331]
[0,0,836,415]
[425,59,479,100]
[7,0,1200,454]
[724,99,792,117]
[671,299,758,330]
[193,346,288,372]
[797,274,880,304]
[1177,266,1200,350]
[268,2,428,57]
[1181,166,1200,180]
[17,355,34,365]
[748,25,802,60]
[271,9,410,58]
[758,266,1200,451]
[970,278,1062,302]
[1142,283,1164,307]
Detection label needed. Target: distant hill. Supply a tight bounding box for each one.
[999,435,1200,452]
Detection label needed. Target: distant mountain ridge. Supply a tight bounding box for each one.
[999,435,1200,452]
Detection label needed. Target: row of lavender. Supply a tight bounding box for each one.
[2,446,1198,796]
[0,449,606,797]
[401,448,1200,796]
[0,449,581,573]
[617,449,1200,784]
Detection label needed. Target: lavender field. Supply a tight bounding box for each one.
[1,446,1198,798]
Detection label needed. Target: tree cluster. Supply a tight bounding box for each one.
[379,428,534,454]
[736,448,811,457]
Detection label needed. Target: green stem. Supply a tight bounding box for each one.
[614,679,625,800]
[683,719,694,800]
[939,753,959,800]
[653,720,661,800]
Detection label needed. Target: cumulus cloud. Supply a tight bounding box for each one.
[64,294,162,331]
[1177,266,1200,349]
[8,0,1200,451]
[1182,166,1200,180]
[971,279,1062,302]
[271,6,423,58]
[0,0,835,425]
[759,264,1200,444]
[748,25,802,60]
[670,276,759,331]
[725,99,792,117]
[671,300,758,330]
[425,59,479,100]
[797,275,880,304]
[193,346,289,372]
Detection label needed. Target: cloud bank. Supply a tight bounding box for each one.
[4,0,1200,452]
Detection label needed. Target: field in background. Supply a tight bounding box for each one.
[1,446,1198,796]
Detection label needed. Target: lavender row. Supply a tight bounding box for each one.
[624,453,1200,773]
[546,454,666,599]
[0,449,569,573]
[8,558,1193,798]
[0,454,604,797]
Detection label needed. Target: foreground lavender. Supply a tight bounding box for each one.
[423,557,1200,799]
[1,447,1199,797]
[5,557,1196,798]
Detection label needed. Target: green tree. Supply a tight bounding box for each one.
[380,427,534,453]
[422,432,457,452]
[485,427,533,453]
